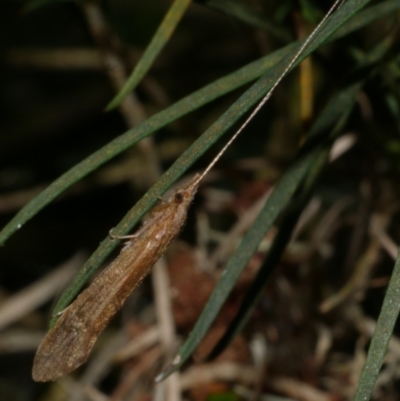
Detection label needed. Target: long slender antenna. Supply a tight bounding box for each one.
[194,0,345,186]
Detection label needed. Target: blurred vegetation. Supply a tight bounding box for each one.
[0,0,400,400]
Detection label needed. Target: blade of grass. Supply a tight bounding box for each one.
[0,0,393,250]
[48,0,374,325]
[157,147,322,382]
[105,0,192,111]
[206,146,329,361]
[157,81,362,380]
[205,82,362,360]
[353,249,400,401]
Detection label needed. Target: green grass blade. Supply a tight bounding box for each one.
[158,147,322,381]
[353,249,400,401]
[207,148,329,361]
[105,0,192,111]
[205,83,362,360]
[157,82,362,380]
[0,0,393,251]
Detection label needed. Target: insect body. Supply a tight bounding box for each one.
[32,174,200,382]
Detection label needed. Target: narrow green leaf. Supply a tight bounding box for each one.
[105,0,192,111]
[158,147,322,382]
[353,249,400,401]
[207,149,329,361]
[206,83,362,360]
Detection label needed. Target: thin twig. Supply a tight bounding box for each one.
[113,326,160,363]
[6,48,172,111]
[369,213,398,260]
[0,330,43,352]
[269,377,331,401]
[180,362,257,389]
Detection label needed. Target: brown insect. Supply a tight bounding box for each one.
[32,0,344,381]
[32,174,200,382]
